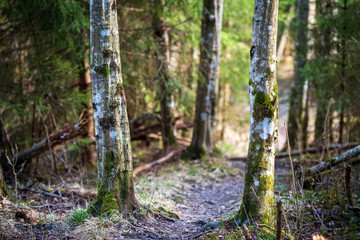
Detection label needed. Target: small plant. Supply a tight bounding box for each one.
[67,209,90,227]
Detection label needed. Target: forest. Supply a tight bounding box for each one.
[0,0,360,239]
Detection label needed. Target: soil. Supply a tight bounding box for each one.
[121,163,245,240]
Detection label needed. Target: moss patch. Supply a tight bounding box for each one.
[253,91,275,120]
[249,78,254,86]
[95,64,110,77]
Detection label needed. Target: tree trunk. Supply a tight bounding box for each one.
[79,56,97,168]
[314,0,333,144]
[338,0,347,144]
[0,120,9,197]
[151,0,177,149]
[237,0,279,226]
[276,6,294,61]
[89,0,137,216]
[301,0,316,148]
[0,164,9,197]
[287,0,309,149]
[188,0,223,158]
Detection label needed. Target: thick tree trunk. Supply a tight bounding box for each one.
[152,0,177,149]
[90,0,137,215]
[79,57,96,167]
[188,0,223,158]
[237,0,279,226]
[287,0,309,149]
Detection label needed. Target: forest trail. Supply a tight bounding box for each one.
[119,161,246,240]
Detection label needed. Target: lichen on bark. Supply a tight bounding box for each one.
[237,0,279,226]
[89,0,137,216]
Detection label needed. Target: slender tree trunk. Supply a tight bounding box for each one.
[188,0,223,158]
[152,0,177,149]
[0,163,9,197]
[301,0,316,148]
[0,120,9,197]
[287,0,309,149]
[89,0,137,215]
[314,0,333,143]
[237,0,279,225]
[79,56,96,167]
[277,6,294,61]
[339,0,347,144]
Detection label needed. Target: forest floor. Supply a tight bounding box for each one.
[0,151,247,240]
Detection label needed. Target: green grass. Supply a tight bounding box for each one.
[67,209,90,227]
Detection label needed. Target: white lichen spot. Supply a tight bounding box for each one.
[201,112,207,121]
[260,169,273,177]
[110,130,117,139]
[168,101,175,109]
[257,118,275,140]
[101,29,110,37]
[209,14,215,20]
[267,25,272,31]
[270,63,276,73]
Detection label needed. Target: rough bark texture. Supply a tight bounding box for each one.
[287,0,309,149]
[90,0,137,215]
[238,0,279,225]
[188,0,223,158]
[152,0,177,149]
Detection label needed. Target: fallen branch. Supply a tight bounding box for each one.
[133,148,184,177]
[8,121,87,168]
[227,142,360,161]
[21,187,62,199]
[304,145,360,179]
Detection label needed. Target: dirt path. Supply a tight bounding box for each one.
[121,162,245,240]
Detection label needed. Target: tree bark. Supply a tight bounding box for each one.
[338,0,347,144]
[79,56,97,167]
[151,0,177,149]
[237,0,279,226]
[301,0,316,148]
[287,0,309,149]
[314,0,333,143]
[0,163,9,197]
[89,0,137,215]
[188,0,223,158]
